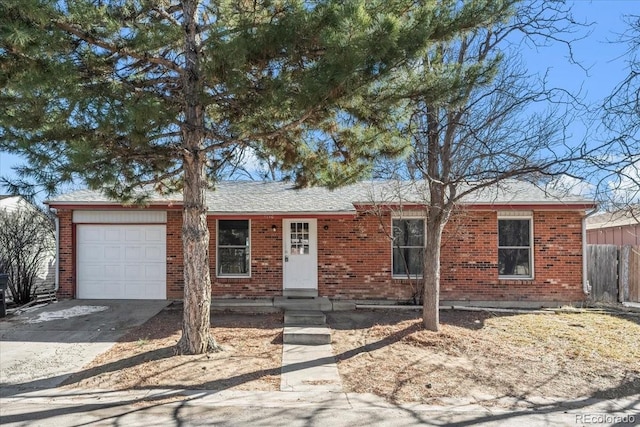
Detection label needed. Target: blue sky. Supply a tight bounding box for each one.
[532,0,633,103]
[0,0,637,197]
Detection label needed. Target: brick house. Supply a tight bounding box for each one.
[46,180,596,307]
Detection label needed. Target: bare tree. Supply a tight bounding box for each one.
[0,208,55,305]
[373,0,587,330]
[591,14,640,210]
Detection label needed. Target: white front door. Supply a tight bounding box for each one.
[283,219,318,290]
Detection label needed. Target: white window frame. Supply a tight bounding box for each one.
[216,219,251,278]
[391,215,426,279]
[498,212,534,280]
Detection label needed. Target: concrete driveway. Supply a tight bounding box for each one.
[0,299,169,394]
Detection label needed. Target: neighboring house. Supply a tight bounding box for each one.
[46,180,596,307]
[0,195,56,293]
[0,195,33,213]
[586,207,640,246]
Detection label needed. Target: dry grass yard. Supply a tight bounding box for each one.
[62,305,639,407]
[328,309,640,404]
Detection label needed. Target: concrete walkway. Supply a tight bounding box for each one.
[280,343,342,392]
[280,308,343,393]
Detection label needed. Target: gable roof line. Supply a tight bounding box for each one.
[46,179,596,213]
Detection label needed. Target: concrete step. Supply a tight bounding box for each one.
[283,326,331,345]
[284,310,326,326]
[274,296,332,312]
[283,288,318,298]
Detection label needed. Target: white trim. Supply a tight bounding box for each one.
[282,219,318,290]
[497,213,534,280]
[73,210,167,224]
[389,209,427,218]
[391,215,426,280]
[216,219,251,278]
[76,224,167,299]
[497,210,533,217]
[582,208,597,294]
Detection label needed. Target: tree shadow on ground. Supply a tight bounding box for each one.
[115,308,283,343]
[3,341,638,426]
[326,309,516,331]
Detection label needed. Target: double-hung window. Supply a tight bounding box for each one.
[498,215,533,278]
[392,218,425,278]
[217,220,250,277]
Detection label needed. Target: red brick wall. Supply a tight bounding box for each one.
[202,209,585,302]
[440,210,585,303]
[210,217,284,297]
[166,210,184,299]
[318,213,410,299]
[56,209,74,299]
[56,207,587,303]
[317,212,415,300]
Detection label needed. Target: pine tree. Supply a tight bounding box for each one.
[2,0,516,353]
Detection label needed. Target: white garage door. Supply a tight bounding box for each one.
[77,225,166,299]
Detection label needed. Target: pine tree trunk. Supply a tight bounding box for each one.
[177,151,220,354]
[176,0,220,355]
[422,213,444,331]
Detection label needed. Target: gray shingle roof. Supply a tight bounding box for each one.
[47,188,179,204]
[586,206,640,229]
[47,179,595,213]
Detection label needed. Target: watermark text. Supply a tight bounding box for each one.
[575,413,636,425]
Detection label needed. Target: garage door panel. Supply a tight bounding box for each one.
[82,228,103,242]
[82,263,123,277]
[82,264,106,278]
[77,224,166,300]
[104,246,123,261]
[124,264,145,280]
[82,246,105,262]
[144,265,164,280]
[103,264,124,278]
[145,246,163,260]
[145,228,164,242]
[125,228,143,242]
[125,246,143,261]
[80,281,125,299]
[104,228,122,242]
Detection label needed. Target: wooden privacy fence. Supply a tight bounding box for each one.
[620,246,640,303]
[587,245,640,303]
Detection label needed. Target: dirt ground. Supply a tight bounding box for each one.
[328,309,640,404]
[63,305,640,405]
[62,306,283,391]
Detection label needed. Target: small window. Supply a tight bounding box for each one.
[392,218,424,278]
[217,220,250,276]
[290,222,310,255]
[498,218,532,278]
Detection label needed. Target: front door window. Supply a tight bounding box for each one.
[290,222,310,255]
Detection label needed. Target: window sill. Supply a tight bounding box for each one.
[217,275,251,279]
[499,276,534,283]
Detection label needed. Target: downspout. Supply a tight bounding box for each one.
[52,208,59,292]
[582,206,598,295]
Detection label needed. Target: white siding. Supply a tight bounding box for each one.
[73,210,167,224]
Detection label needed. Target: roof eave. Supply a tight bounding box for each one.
[46,201,182,209]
